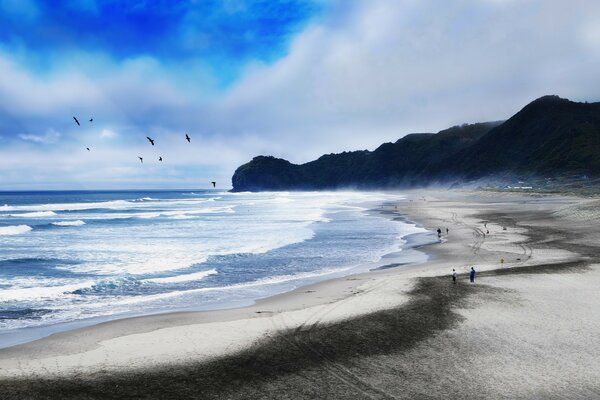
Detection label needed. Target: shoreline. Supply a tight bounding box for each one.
[0,198,434,351]
[2,189,600,399]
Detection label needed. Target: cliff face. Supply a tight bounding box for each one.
[231,96,600,191]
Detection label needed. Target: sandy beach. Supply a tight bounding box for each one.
[1,189,599,399]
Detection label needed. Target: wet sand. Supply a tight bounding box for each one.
[1,190,599,399]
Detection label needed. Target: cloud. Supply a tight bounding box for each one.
[214,0,600,163]
[0,0,322,84]
[18,128,61,144]
[100,129,117,139]
[0,0,599,189]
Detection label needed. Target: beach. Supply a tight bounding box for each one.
[1,189,599,399]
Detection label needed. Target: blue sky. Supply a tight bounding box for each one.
[0,0,599,189]
[0,0,323,85]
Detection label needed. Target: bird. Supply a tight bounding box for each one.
[89,118,93,123]
[73,116,80,126]
[185,133,191,143]
[159,156,163,162]
[138,157,143,163]
[146,136,155,146]
[211,181,216,188]
[86,147,90,151]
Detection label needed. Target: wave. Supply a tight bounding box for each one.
[6,211,57,218]
[85,207,235,221]
[1,269,218,302]
[110,266,356,307]
[0,280,95,302]
[0,200,132,212]
[182,206,234,215]
[0,308,52,320]
[145,269,218,284]
[136,212,162,219]
[213,266,355,291]
[0,196,225,214]
[70,276,142,295]
[51,220,86,227]
[133,197,157,202]
[169,215,197,220]
[0,225,32,236]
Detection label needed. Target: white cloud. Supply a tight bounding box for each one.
[100,129,117,139]
[1,0,600,188]
[217,0,600,162]
[18,128,61,144]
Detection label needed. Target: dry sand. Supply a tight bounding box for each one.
[1,189,599,399]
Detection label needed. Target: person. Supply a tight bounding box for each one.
[437,228,442,238]
[469,267,476,283]
[486,229,489,234]
[452,269,457,284]
[501,258,504,266]
[446,228,449,234]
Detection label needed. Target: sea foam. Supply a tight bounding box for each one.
[0,225,32,235]
[8,211,57,218]
[52,220,86,227]
[146,269,218,284]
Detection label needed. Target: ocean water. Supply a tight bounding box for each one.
[0,190,430,346]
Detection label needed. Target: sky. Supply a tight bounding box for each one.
[0,0,599,189]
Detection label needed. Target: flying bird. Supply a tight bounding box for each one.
[138,157,143,163]
[211,181,216,188]
[185,134,190,143]
[86,147,90,151]
[159,156,163,161]
[146,136,155,146]
[89,118,93,123]
[73,116,80,126]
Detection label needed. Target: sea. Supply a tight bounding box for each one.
[0,190,434,347]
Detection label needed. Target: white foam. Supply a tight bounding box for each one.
[8,211,57,218]
[170,215,196,220]
[146,269,218,284]
[59,252,211,275]
[0,225,32,236]
[181,206,235,215]
[0,198,218,213]
[0,200,132,212]
[0,191,414,329]
[0,280,95,302]
[110,266,355,306]
[52,220,86,227]
[136,212,162,219]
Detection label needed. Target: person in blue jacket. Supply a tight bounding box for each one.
[470,267,476,283]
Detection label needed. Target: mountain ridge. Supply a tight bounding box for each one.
[231,95,600,191]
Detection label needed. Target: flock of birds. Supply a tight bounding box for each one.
[73,116,216,188]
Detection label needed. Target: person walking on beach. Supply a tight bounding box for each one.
[437,228,442,238]
[470,267,476,283]
[452,269,457,284]
[446,228,449,235]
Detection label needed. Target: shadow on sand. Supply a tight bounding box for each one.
[0,258,589,400]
